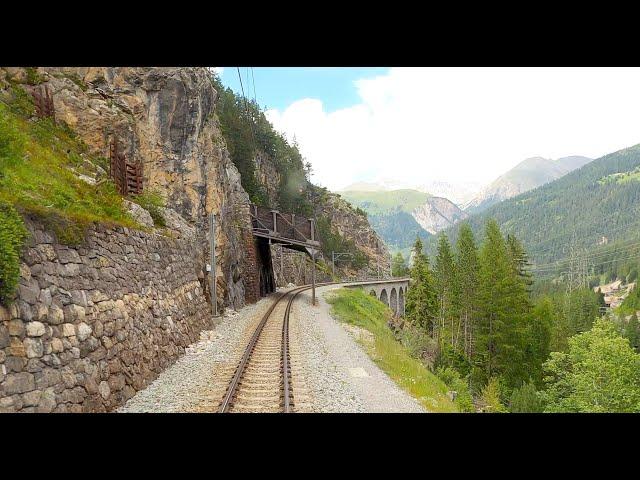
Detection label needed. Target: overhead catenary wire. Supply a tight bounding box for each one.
[530,238,640,271]
[236,66,258,152]
[524,218,640,257]
[251,67,257,106]
[532,249,640,274]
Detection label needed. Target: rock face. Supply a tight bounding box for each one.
[6,67,252,310]
[0,218,212,413]
[412,197,468,235]
[319,193,391,277]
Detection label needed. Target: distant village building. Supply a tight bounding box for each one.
[594,280,636,309]
[598,236,609,245]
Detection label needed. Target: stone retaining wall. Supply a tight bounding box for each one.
[0,218,213,412]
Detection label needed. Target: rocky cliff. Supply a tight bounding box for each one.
[412,196,468,235]
[319,193,391,277]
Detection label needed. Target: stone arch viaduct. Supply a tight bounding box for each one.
[343,278,410,317]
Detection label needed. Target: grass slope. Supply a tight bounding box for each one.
[326,287,457,412]
[0,93,136,240]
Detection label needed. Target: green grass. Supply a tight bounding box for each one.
[339,189,431,215]
[326,287,458,412]
[0,83,141,252]
[131,190,166,227]
[0,99,136,234]
[598,166,640,185]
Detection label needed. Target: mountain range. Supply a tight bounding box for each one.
[441,145,640,266]
[338,189,467,258]
[339,154,595,261]
[464,155,592,213]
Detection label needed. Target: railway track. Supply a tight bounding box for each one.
[218,283,332,413]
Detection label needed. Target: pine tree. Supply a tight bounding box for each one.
[434,233,457,349]
[455,222,479,359]
[476,219,529,389]
[527,296,553,385]
[405,237,437,334]
[391,252,409,277]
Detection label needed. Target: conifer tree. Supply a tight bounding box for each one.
[477,219,528,389]
[625,312,640,351]
[455,223,479,359]
[391,252,409,277]
[405,237,437,334]
[434,233,457,348]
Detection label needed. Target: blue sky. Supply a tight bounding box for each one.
[214,67,640,197]
[219,67,390,112]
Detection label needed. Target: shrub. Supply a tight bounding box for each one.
[435,366,475,413]
[131,190,166,227]
[399,325,438,364]
[480,377,507,413]
[509,380,545,413]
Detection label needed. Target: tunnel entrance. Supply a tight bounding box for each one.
[257,238,276,297]
[245,204,321,303]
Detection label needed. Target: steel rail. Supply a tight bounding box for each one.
[218,282,334,413]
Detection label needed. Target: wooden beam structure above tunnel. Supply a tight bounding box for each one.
[249,204,321,258]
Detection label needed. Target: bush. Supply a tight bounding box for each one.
[480,377,507,413]
[399,325,438,365]
[0,202,28,305]
[435,342,472,377]
[131,190,166,227]
[509,381,544,413]
[435,366,475,413]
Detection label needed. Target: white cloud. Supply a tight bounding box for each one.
[265,67,640,192]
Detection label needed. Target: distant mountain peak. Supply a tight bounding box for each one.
[465,155,591,213]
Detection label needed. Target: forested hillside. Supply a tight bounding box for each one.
[442,144,640,268]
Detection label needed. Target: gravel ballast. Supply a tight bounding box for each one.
[118,298,271,413]
[120,285,426,413]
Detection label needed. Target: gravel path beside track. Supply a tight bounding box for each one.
[294,285,426,413]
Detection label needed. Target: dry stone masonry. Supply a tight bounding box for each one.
[0,218,212,413]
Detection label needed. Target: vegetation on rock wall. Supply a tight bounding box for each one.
[0,93,135,231]
[131,190,166,228]
[0,201,28,305]
[316,216,368,270]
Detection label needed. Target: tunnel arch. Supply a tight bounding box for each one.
[390,287,398,315]
[380,288,389,306]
